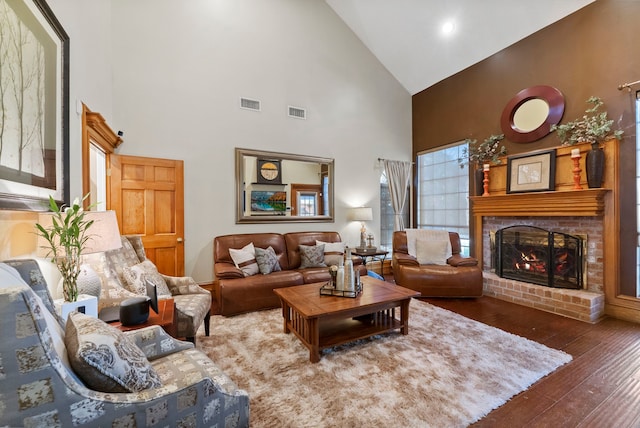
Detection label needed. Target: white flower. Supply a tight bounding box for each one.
[65,197,83,214]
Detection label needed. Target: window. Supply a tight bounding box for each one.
[379,171,409,251]
[89,144,107,211]
[82,104,122,210]
[297,192,317,216]
[322,175,329,216]
[416,142,470,256]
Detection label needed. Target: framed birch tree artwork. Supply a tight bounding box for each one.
[0,0,69,210]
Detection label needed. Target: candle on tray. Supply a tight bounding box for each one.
[571,148,580,158]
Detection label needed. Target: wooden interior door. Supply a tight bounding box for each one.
[290,183,322,216]
[108,154,185,276]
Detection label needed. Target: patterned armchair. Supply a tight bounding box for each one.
[83,235,211,343]
[0,259,249,427]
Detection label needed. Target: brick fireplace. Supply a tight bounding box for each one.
[470,143,619,323]
[482,216,604,322]
[468,142,619,323]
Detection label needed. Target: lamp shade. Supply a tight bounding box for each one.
[349,207,373,222]
[83,211,123,254]
[37,210,122,257]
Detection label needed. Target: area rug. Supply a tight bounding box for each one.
[197,300,572,427]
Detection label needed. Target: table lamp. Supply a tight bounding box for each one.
[349,207,373,250]
[38,210,122,299]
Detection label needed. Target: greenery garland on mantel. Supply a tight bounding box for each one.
[550,96,623,146]
[459,134,507,168]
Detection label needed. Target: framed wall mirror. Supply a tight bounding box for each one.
[235,148,334,223]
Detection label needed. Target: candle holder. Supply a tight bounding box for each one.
[571,153,583,190]
[482,168,490,196]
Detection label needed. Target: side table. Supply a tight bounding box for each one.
[54,294,98,321]
[351,249,389,276]
[109,298,176,337]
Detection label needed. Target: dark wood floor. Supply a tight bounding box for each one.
[421,296,640,428]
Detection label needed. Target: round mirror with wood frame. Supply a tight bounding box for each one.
[500,85,564,143]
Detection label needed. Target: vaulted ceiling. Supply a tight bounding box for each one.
[325,0,595,95]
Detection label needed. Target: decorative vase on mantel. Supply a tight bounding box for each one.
[586,142,605,188]
[474,168,484,196]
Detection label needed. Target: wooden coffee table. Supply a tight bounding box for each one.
[273,276,420,362]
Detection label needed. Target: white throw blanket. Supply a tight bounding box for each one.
[405,229,452,259]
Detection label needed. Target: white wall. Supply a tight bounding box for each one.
[7,0,411,283]
[47,0,115,190]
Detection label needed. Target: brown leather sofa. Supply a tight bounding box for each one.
[214,231,366,316]
[392,230,483,297]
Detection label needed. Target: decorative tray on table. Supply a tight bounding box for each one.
[320,280,363,298]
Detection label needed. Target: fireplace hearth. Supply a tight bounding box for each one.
[494,225,583,289]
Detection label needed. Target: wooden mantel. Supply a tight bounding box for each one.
[471,189,609,218]
[469,141,616,264]
[470,187,612,269]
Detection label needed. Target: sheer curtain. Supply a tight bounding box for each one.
[383,160,412,231]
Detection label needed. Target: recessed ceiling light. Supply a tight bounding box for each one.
[441,20,456,35]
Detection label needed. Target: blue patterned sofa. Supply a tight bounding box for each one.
[0,259,249,427]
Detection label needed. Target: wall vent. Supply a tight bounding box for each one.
[288,106,306,119]
[240,97,261,111]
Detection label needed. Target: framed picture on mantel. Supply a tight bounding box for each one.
[507,149,556,194]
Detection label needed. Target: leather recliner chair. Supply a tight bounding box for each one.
[392,230,483,297]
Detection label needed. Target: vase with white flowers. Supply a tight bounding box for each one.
[35,195,94,302]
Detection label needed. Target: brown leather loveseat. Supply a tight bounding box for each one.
[214,231,366,316]
[392,230,483,297]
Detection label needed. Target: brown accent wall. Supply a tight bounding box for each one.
[412,0,639,292]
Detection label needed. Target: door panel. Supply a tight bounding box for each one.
[109,154,185,276]
[121,189,145,234]
[155,191,175,233]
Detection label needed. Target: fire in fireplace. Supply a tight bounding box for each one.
[494,225,583,289]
